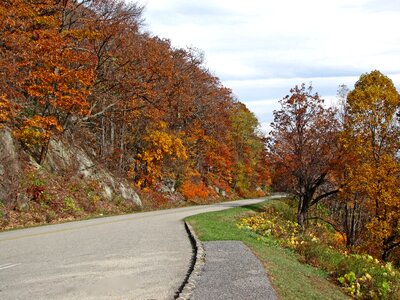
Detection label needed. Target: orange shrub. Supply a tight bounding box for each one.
[180,179,216,201]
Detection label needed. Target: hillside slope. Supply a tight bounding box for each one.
[0,1,270,229]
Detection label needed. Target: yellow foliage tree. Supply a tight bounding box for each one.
[14,116,63,163]
[339,70,400,260]
[132,122,188,187]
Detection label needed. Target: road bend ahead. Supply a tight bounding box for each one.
[0,198,270,300]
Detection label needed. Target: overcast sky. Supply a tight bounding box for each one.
[135,0,400,133]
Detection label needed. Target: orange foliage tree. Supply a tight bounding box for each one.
[1,0,96,163]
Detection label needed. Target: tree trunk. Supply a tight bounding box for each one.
[110,112,115,155]
[345,203,356,247]
[119,108,126,172]
[38,142,49,165]
[101,116,105,158]
[382,249,390,262]
[382,234,400,261]
[297,196,309,229]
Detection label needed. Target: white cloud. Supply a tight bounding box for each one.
[136,0,400,125]
[244,98,281,127]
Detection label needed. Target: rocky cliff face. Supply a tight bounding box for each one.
[44,138,142,207]
[0,128,21,203]
[0,127,142,229]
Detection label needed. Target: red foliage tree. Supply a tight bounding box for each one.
[269,84,341,228]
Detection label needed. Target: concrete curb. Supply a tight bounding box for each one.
[175,222,205,300]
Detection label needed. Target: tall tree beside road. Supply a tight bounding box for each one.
[268,84,341,228]
[339,70,400,260]
[230,102,270,195]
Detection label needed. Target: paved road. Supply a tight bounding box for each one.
[0,198,268,300]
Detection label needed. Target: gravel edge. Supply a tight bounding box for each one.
[175,221,205,300]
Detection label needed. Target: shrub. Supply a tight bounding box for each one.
[237,200,400,299]
[180,178,216,202]
[0,201,5,220]
[63,197,81,214]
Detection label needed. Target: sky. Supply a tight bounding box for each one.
[134,0,400,134]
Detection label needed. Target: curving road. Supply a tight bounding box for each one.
[0,198,268,300]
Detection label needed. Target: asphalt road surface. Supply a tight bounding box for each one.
[0,198,269,300]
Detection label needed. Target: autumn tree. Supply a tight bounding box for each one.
[1,0,97,163]
[322,84,366,248]
[130,121,188,188]
[269,84,341,228]
[182,74,235,191]
[81,0,144,164]
[230,102,269,195]
[339,70,400,260]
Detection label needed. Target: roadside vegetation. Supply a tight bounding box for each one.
[187,198,400,299]
[0,168,140,230]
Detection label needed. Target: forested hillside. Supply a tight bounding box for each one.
[0,0,269,228]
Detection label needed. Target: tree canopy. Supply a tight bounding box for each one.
[0,0,270,202]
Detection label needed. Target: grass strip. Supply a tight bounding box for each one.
[185,199,349,300]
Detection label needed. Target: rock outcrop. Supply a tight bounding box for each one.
[0,128,21,203]
[44,139,142,208]
[0,127,142,208]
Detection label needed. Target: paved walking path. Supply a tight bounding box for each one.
[190,241,277,300]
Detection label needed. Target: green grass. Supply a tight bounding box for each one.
[186,199,350,300]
